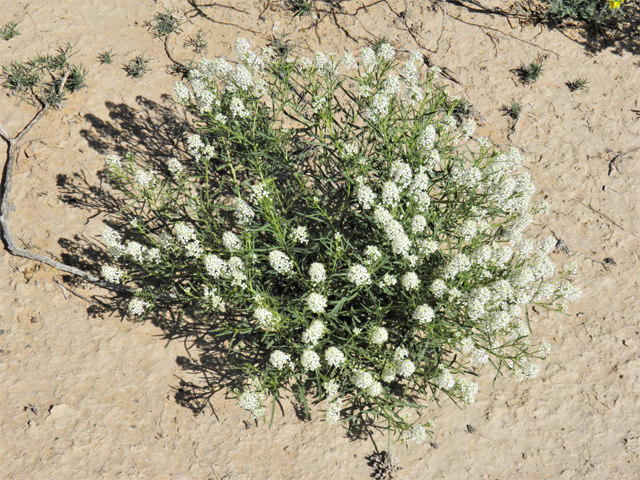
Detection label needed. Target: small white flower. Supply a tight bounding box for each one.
[134,170,157,190]
[302,319,325,345]
[204,254,228,278]
[222,231,242,252]
[351,369,374,389]
[307,292,328,313]
[269,250,294,275]
[364,245,382,264]
[129,298,149,316]
[397,359,415,378]
[325,380,339,399]
[270,350,291,370]
[348,264,371,286]
[326,397,342,424]
[430,279,447,298]
[105,154,122,172]
[378,274,397,288]
[325,347,345,367]
[309,263,326,283]
[290,226,309,245]
[370,326,388,345]
[366,380,383,397]
[101,265,124,284]
[167,158,183,177]
[235,197,255,224]
[254,307,276,329]
[412,215,427,234]
[401,272,420,291]
[301,350,321,371]
[413,304,434,324]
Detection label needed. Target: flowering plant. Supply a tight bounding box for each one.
[100,39,580,442]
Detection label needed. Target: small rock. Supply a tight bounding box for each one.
[603,257,617,266]
[243,420,252,430]
[466,424,477,434]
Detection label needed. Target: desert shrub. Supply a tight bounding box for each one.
[544,0,627,27]
[1,43,87,107]
[99,40,580,442]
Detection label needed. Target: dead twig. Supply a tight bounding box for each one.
[447,12,561,58]
[607,146,639,176]
[571,199,634,237]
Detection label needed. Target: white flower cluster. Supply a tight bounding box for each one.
[413,304,434,324]
[385,347,415,379]
[101,226,125,258]
[443,253,471,280]
[289,226,309,245]
[513,360,541,380]
[204,254,228,278]
[251,183,269,202]
[203,286,225,309]
[452,378,479,404]
[307,293,328,313]
[101,265,124,284]
[351,369,374,389]
[378,274,397,288]
[348,264,371,286]
[167,157,183,177]
[342,142,358,158]
[401,272,420,291]
[325,346,345,367]
[230,97,251,118]
[309,262,326,283]
[364,245,382,264]
[326,397,342,424]
[222,231,242,252]
[105,154,122,172]
[302,319,325,345]
[412,215,427,235]
[269,250,294,275]
[129,298,150,317]
[373,206,412,258]
[301,350,321,371]
[433,365,455,390]
[270,350,293,370]
[234,197,255,224]
[175,222,202,258]
[134,169,157,190]
[381,181,400,208]
[451,165,481,188]
[254,307,276,329]
[403,424,428,445]
[238,390,265,419]
[356,182,377,210]
[370,326,388,345]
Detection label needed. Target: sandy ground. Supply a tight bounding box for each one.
[1,0,640,478]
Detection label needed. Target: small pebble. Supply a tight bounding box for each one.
[466,424,477,434]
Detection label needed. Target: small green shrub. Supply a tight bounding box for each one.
[124,54,150,79]
[515,56,545,85]
[98,49,115,65]
[1,43,86,107]
[147,9,182,38]
[566,77,589,92]
[501,99,523,119]
[0,21,20,41]
[99,40,580,441]
[185,30,208,53]
[544,0,625,27]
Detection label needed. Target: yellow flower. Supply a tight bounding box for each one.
[609,0,622,8]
